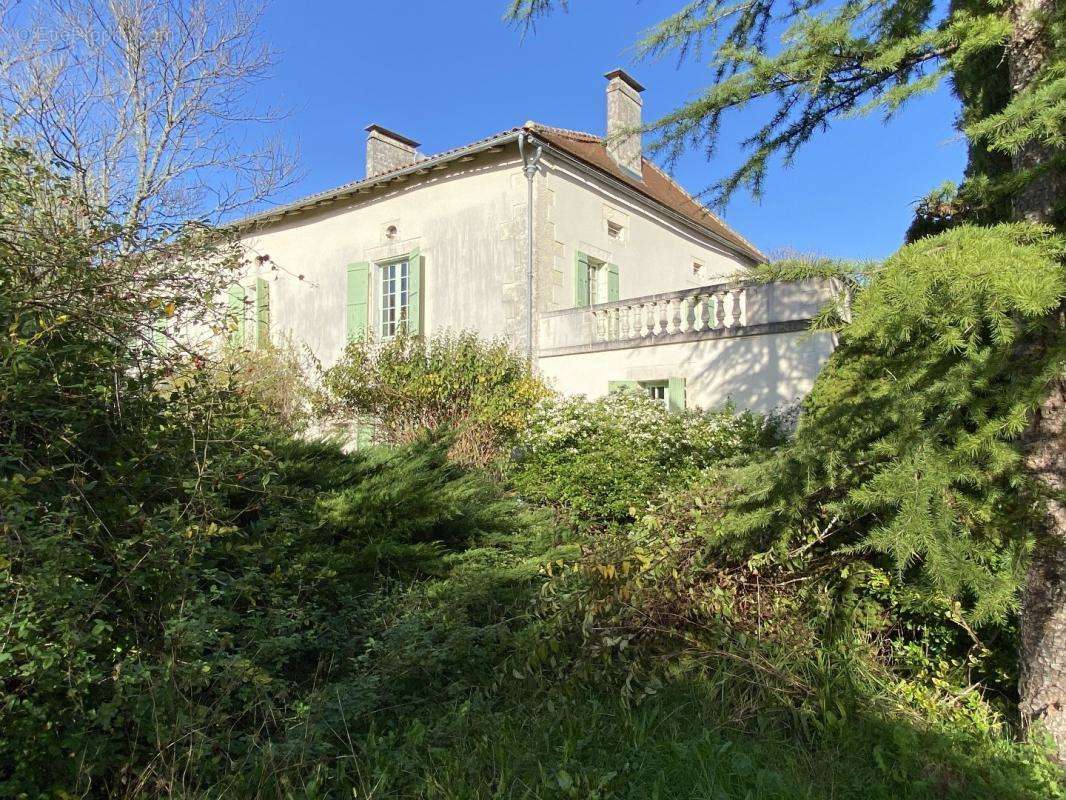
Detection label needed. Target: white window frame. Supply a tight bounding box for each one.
[376,257,411,338]
[587,257,609,306]
[641,380,669,409]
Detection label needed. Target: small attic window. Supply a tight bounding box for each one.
[692,259,704,277]
[385,224,398,240]
[607,220,624,240]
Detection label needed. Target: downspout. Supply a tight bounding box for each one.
[517,131,542,362]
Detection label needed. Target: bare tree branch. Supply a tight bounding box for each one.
[0,0,298,236]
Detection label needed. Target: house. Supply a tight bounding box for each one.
[228,70,835,413]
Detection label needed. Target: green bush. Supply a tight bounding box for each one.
[320,331,548,465]
[509,389,782,529]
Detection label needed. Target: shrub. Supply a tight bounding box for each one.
[319,331,548,465]
[215,339,317,434]
[509,389,782,529]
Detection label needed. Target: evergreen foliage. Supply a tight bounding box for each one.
[507,0,1064,225]
[726,223,1065,622]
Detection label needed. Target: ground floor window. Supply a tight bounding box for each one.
[642,381,668,409]
[608,377,685,412]
[379,258,409,338]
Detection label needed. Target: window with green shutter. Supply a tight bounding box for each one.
[227,284,246,346]
[377,251,425,338]
[607,262,619,302]
[575,251,590,307]
[255,277,270,348]
[347,262,370,341]
[576,251,618,306]
[608,378,685,412]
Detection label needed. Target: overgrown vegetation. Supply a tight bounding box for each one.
[509,390,781,529]
[3,44,1065,800]
[320,331,548,465]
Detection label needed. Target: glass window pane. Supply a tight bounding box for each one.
[379,259,411,337]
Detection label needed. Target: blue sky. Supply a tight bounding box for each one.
[252,1,966,261]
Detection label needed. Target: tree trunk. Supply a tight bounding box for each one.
[1006,0,1066,224]
[1008,0,1066,764]
[1020,373,1066,759]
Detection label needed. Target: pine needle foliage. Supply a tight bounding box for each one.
[506,0,1063,214]
[724,223,1066,622]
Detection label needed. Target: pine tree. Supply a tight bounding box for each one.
[511,0,1066,758]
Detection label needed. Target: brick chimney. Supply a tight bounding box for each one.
[604,69,644,178]
[365,124,420,177]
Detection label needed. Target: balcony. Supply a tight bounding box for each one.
[538,278,837,356]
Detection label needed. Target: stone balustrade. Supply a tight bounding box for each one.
[590,284,747,344]
[538,278,837,356]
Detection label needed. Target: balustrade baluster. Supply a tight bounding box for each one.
[693,293,706,332]
[728,289,740,327]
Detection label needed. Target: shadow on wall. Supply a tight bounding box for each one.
[607,328,835,415]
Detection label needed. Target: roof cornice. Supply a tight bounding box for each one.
[228,125,764,264]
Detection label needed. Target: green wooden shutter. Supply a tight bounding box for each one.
[667,377,686,412]
[356,418,375,449]
[407,249,424,336]
[152,317,167,350]
[227,284,246,346]
[346,262,370,341]
[256,277,270,348]
[607,262,619,302]
[574,251,590,307]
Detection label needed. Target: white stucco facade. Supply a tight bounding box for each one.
[235,151,530,368]
[539,154,750,311]
[226,74,833,414]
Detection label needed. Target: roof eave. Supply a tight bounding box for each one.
[227,125,766,264]
[227,129,523,232]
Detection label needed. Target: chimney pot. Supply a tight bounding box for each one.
[604,69,644,177]
[365,124,421,177]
